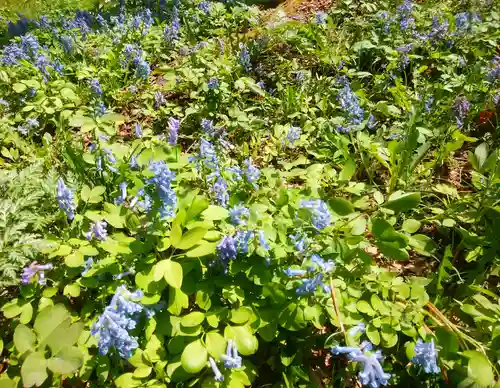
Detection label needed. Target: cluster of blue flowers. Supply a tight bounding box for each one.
[486,56,500,83]
[148,161,177,218]
[168,117,180,146]
[239,43,252,72]
[286,126,301,146]
[56,178,76,220]
[331,341,391,388]
[455,12,481,33]
[208,340,243,381]
[412,339,440,374]
[97,149,118,173]
[21,262,53,286]
[396,0,414,31]
[89,79,103,97]
[207,77,219,89]
[300,198,331,230]
[284,253,334,295]
[91,285,153,359]
[337,76,365,127]
[86,221,108,241]
[230,204,250,226]
[115,182,128,205]
[164,0,181,42]
[17,117,39,135]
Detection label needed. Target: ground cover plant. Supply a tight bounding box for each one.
[0,0,499,386]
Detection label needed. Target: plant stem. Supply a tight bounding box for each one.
[329,277,345,339]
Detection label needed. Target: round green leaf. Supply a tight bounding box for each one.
[21,352,48,387]
[205,332,227,359]
[65,251,84,267]
[163,260,183,289]
[402,219,421,234]
[329,198,354,216]
[20,303,33,324]
[14,324,36,354]
[63,284,81,298]
[181,312,205,327]
[381,325,398,348]
[175,227,208,250]
[366,324,380,345]
[133,366,152,378]
[180,340,208,374]
[47,346,83,374]
[230,307,252,324]
[226,326,259,356]
[356,301,375,316]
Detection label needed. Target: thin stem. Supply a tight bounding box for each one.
[329,277,345,338]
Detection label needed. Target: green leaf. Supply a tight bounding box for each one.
[162,260,183,289]
[376,241,409,260]
[339,159,356,181]
[133,366,152,378]
[474,143,488,170]
[370,294,390,315]
[185,241,218,258]
[20,303,33,325]
[329,198,354,216]
[63,284,81,297]
[185,196,210,222]
[89,186,106,204]
[381,325,398,348]
[356,301,375,316]
[170,222,182,247]
[174,227,208,250]
[167,287,189,316]
[65,251,84,267]
[230,307,252,324]
[181,339,208,374]
[2,299,24,318]
[60,88,77,101]
[181,312,205,327]
[464,350,494,386]
[195,290,212,311]
[13,83,27,93]
[366,325,380,345]
[278,303,306,331]
[383,192,421,213]
[14,324,36,354]
[21,352,48,387]
[104,212,124,228]
[201,205,229,221]
[115,373,143,388]
[205,332,226,359]
[96,355,110,383]
[47,346,83,374]
[402,219,421,234]
[225,326,259,356]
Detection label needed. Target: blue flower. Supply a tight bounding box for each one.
[168,117,180,146]
[207,77,219,89]
[212,177,229,207]
[21,35,40,58]
[164,4,180,42]
[90,79,103,97]
[453,96,470,129]
[208,357,224,382]
[294,71,306,83]
[81,258,94,276]
[455,12,481,32]
[230,204,250,226]
[149,161,177,218]
[235,230,254,255]
[95,102,107,117]
[300,199,331,230]
[154,91,165,110]
[284,268,307,277]
[21,262,53,285]
[115,182,128,205]
[56,178,76,219]
[2,42,28,65]
[243,158,260,189]
[86,221,108,241]
[60,35,73,53]
[290,233,307,252]
[486,56,500,83]
[296,273,329,295]
[256,81,265,89]
[337,77,364,125]
[26,118,39,129]
[201,119,216,137]
[367,114,377,130]
[310,254,335,272]
[286,126,301,145]
[239,43,251,72]
[221,340,242,368]
[135,59,150,80]
[336,125,350,134]
[348,323,366,336]
[331,342,391,387]
[424,96,434,113]
[91,285,147,359]
[412,339,440,374]
[198,1,211,14]
[217,236,238,265]
[258,230,270,250]
[315,12,327,24]
[135,123,143,138]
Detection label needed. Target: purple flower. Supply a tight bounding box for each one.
[284,268,307,277]
[337,76,364,125]
[21,262,53,285]
[198,1,211,14]
[412,339,440,374]
[315,12,327,24]
[149,161,177,218]
[229,204,250,226]
[154,91,165,110]
[90,79,103,97]
[243,158,260,189]
[135,123,143,138]
[56,178,76,219]
[300,199,331,230]
[86,221,108,241]
[168,117,180,146]
[135,59,150,80]
[286,126,301,145]
[239,43,251,72]
[452,96,470,129]
[235,230,253,255]
[212,177,229,207]
[207,77,219,89]
[115,182,128,205]
[217,236,238,264]
[221,340,242,369]
[208,357,224,382]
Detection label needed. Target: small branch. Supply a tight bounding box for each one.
[329,277,345,337]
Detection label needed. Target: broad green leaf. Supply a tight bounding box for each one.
[14,324,36,354]
[20,303,33,324]
[63,284,81,297]
[170,222,182,247]
[339,159,356,181]
[96,355,110,383]
[13,83,27,93]
[278,303,306,331]
[376,241,409,261]
[366,325,380,345]
[201,205,229,221]
[329,198,354,216]
[186,241,218,258]
[65,251,84,267]
[356,301,375,316]
[167,287,189,316]
[474,143,488,170]
[47,346,83,374]
[195,290,212,311]
[2,299,24,318]
[181,312,205,327]
[181,340,208,373]
[80,185,91,202]
[225,326,258,356]
[408,234,437,256]
[402,219,421,234]
[163,260,183,289]
[133,366,152,378]
[464,350,494,386]
[60,88,77,101]
[104,212,124,228]
[115,373,143,388]
[370,295,390,315]
[175,227,208,250]
[383,192,421,213]
[205,332,226,359]
[89,186,106,204]
[381,325,398,348]
[185,196,209,222]
[21,352,48,387]
[230,307,252,324]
